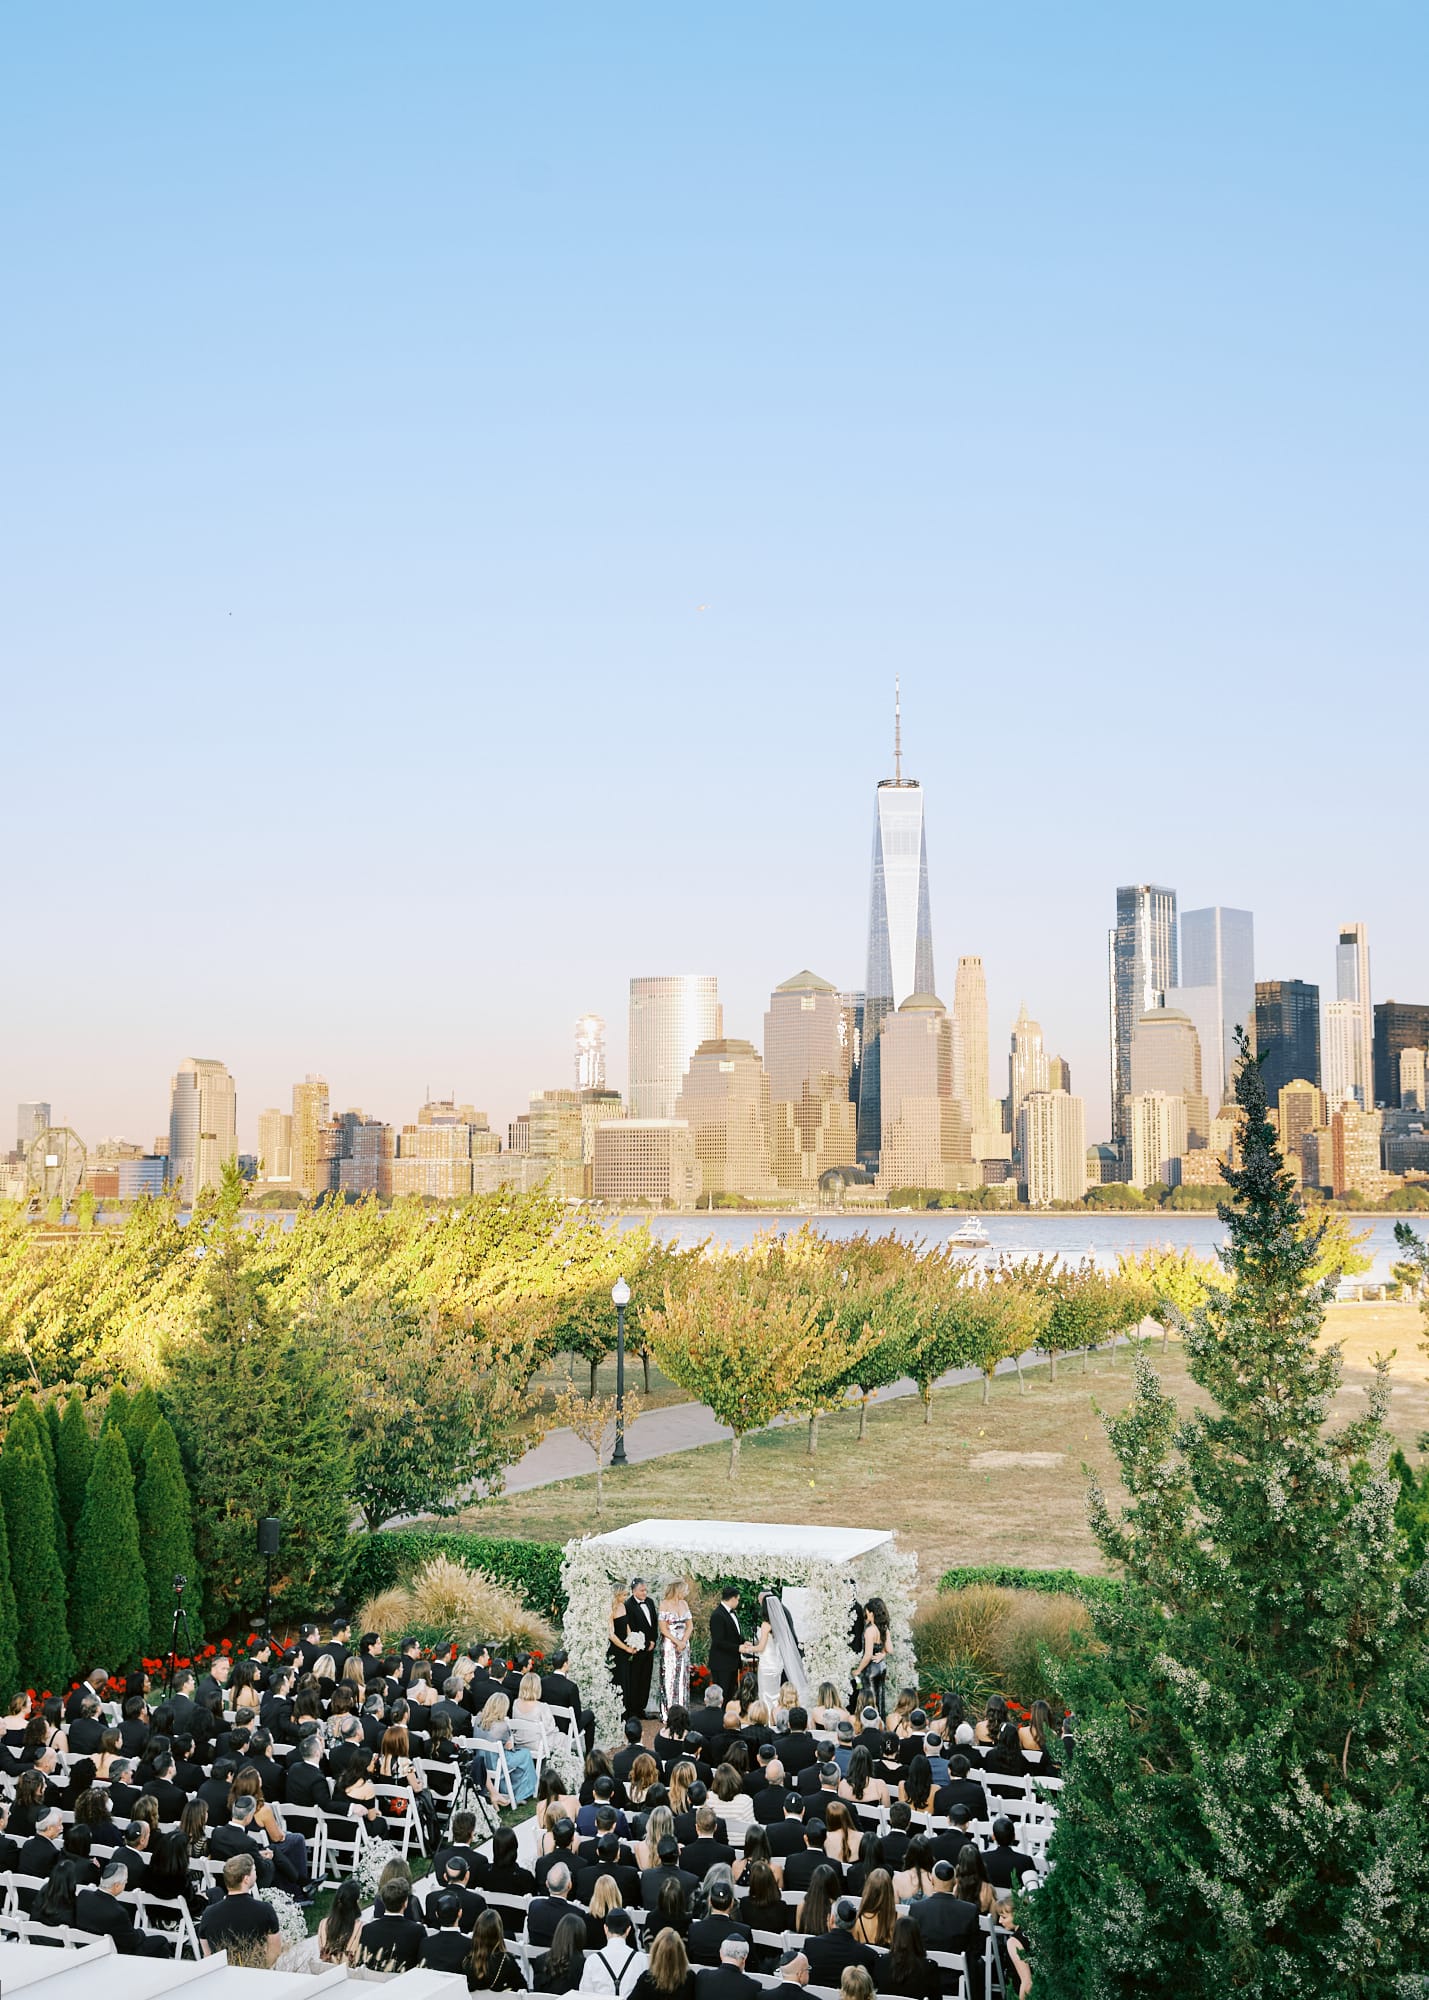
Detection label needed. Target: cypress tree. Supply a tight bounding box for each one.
[1029,1035,1429,1997]
[8,1397,66,1575]
[69,1423,148,1675]
[55,1395,93,1538]
[43,1398,62,1470]
[105,1385,131,1440]
[123,1386,162,1466]
[0,1439,73,1694]
[0,1495,20,1705]
[136,1417,201,1655]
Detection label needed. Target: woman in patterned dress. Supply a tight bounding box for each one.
[658,1576,694,1717]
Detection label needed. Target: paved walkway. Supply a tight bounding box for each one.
[500,1338,1146,1493]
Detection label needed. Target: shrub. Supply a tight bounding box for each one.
[937,1564,1121,1604]
[914,1585,1093,1712]
[345,1531,566,1622]
[993,1592,1092,1708]
[359,1556,556,1654]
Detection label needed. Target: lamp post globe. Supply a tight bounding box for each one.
[611,1278,632,1465]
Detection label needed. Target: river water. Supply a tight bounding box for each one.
[637,1210,1417,1285]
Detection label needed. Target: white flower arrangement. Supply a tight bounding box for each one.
[355,1834,406,1898]
[560,1530,919,1750]
[265,1886,313,1952]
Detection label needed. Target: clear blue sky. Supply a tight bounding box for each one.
[3,4,1425,1148]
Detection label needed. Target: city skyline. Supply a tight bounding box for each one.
[3,12,1424,1153]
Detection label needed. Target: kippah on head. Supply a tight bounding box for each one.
[100,1860,128,1887]
[605,1907,632,1935]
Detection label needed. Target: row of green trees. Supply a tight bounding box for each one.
[0,1388,198,1696]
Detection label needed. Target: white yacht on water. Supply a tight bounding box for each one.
[947,1215,990,1249]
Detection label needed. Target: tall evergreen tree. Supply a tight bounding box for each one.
[136,1416,200,1654]
[54,1395,93,1538]
[8,1396,66,1574]
[43,1398,62,1471]
[1029,1034,1429,1997]
[0,1438,72,1693]
[0,1489,21,1704]
[167,1235,352,1623]
[105,1385,131,1440]
[69,1422,148,1674]
[122,1386,162,1467]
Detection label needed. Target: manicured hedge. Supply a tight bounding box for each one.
[938,1563,1122,1604]
[346,1532,566,1622]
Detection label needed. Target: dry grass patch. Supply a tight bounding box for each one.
[360,1555,556,1653]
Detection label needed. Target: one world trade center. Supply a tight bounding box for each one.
[856,682,935,1166]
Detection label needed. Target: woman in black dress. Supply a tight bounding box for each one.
[608,1588,638,1711]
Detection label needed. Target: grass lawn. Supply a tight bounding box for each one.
[460,1303,1429,1597]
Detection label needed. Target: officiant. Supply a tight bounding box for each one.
[707,1585,748,1697]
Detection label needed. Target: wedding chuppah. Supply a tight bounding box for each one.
[560,1516,918,1748]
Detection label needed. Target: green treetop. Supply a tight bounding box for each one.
[1029,1033,1429,1998]
[0,1437,72,1694]
[70,1421,149,1673]
[54,1394,93,1537]
[136,1416,201,1653]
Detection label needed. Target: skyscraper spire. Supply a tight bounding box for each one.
[894,676,902,784]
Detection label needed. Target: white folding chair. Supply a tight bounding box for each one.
[130,1889,202,1959]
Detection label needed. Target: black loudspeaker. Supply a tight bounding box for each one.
[257,1517,282,1557]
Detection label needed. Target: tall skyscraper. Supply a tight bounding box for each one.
[15,1103,51,1155]
[856,683,935,1166]
[1177,906,1254,1113]
[574,1014,607,1092]
[1007,1005,1050,1139]
[291,1074,331,1196]
[763,971,857,1191]
[257,1108,293,1182]
[953,957,995,1136]
[628,976,722,1119]
[1335,922,1373,1108]
[1372,1000,1429,1109]
[1254,979,1320,1098]
[1323,1000,1362,1112]
[167,1058,238,1199]
[1277,1079,1325,1176]
[1020,1090,1088,1207]
[1128,1091,1188,1191]
[1108,884,1178,1156]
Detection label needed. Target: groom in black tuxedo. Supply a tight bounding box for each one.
[707,1588,746,1699]
[623,1579,659,1718]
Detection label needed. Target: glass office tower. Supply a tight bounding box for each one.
[855,691,935,1168]
[1108,884,1178,1156]
[1255,979,1322,1099]
[1335,922,1373,1109]
[628,976,722,1120]
[1178,906,1255,1113]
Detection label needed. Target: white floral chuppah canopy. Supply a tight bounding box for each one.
[561,1517,919,1750]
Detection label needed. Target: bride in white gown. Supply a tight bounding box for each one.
[754,1590,802,1708]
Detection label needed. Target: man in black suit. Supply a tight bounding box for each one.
[286,1737,334,1811]
[640,1834,700,1911]
[68,1694,107,1754]
[259,1670,297,1741]
[196,1654,233,1707]
[623,1579,658,1717]
[77,1860,171,1957]
[107,1759,144,1818]
[65,1666,112,1722]
[422,1892,473,1972]
[784,1822,841,1894]
[166,1670,199,1734]
[541,1647,594,1751]
[984,1816,1039,1889]
[431,1856,486,1932]
[293,1623,325,1674]
[430,1678,470,1736]
[755,1761,796,1828]
[140,1752,188,1824]
[433,1813,487,1889]
[779,1709,819,1778]
[526,1861,585,1947]
[354,1872,422,1968]
[107,1822,151,1891]
[534,1817,579,1892]
[327,1618,354,1678]
[117,1696,151,1758]
[611,1717,646,1784]
[211,1796,276,1888]
[764,1791,807,1859]
[681,1805,736,1881]
[695,1933,762,2000]
[805,1899,882,1986]
[907,1859,980,1987]
[687,1880,754,1966]
[707,1588,746,1701]
[575,1834,641,1910]
[241,1728,287,1803]
[934,1755,989,1824]
[17,1810,63,1890]
[392,1636,422,1690]
[460,1645,505,1715]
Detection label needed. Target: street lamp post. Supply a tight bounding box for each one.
[611,1277,632,1466]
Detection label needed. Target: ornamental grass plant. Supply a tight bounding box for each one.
[360,1555,556,1654]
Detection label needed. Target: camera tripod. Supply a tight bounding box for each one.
[166,1573,199,1695]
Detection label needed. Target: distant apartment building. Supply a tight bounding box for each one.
[524,1086,624,1199]
[1374,1001,1429,1108]
[1277,1079,1325,1177]
[384,1099,499,1199]
[1330,1106,1384,1198]
[1128,1091,1188,1190]
[291,1074,331,1196]
[1047,1056,1072,1094]
[1007,1006,1050,1141]
[257,1108,294,1183]
[877,994,974,1193]
[763,970,857,1192]
[592,1119,701,1208]
[1130,1008,1208,1148]
[1399,1047,1428,1116]
[335,1114,389,1196]
[675,1040,777,1200]
[1254,979,1320,1098]
[1323,1000,1363,1113]
[1019,1090,1087,1206]
[167,1058,238,1199]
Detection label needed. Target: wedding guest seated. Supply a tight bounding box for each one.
[631,1925,698,2000]
[75,1858,172,1957]
[641,1833,700,1911]
[933,1756,988,1824]
[874,1917,942,2000]
[469,1906,529,1991]
[535,1910,591,1994]
[577,1835,642,1909]
[536,1817,581,1890]
[983,1816,1039,1889]
[1018,1699,1061,1776]
[356,1875,426,1973]
[982,1722,1030,1779]
[804,1897,881,1986]
[197,1854,280,1965]
[423,1892,474,1975]
[687,1879,754,1966]
[578,1905,646,1995]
